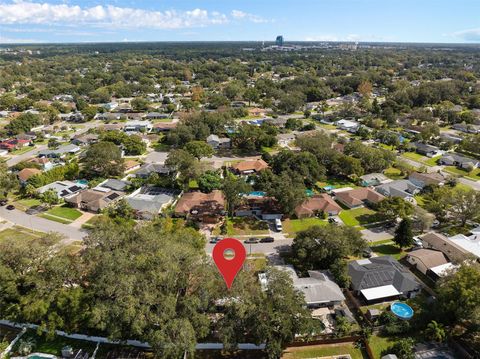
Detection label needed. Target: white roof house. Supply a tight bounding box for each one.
[449,234,480,259]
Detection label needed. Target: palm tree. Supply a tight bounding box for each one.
[425,320,446,342]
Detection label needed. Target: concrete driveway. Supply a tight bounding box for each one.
[361,227,394,242]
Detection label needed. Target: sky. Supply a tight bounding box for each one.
[0,0,479,44]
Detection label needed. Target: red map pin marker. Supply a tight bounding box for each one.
[212,238,246,289]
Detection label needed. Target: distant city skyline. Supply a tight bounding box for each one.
[0,0,479,44]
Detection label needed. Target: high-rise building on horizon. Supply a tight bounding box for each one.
[275,35,284,46]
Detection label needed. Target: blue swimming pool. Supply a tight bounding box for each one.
[391,302,414,320]
[76,179,88,185]
[248,191,266,197]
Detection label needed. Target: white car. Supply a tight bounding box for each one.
[274,218,283,232]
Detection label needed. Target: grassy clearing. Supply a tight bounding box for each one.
[370,241,405,260]
[59,241,84,255]
[0,226,58,246]
[46,205,83,221]
[367,334,395,359]
[39,214,72,224]
[316,177,357,189]
[246,256,267,272]
[444,166,480,181]
[10,146,35,155]
[14,198,42,211]
[425,155,441,166]
[282,343,368,359]
[283,217,328,236]
[384,167,405,180]
[339,207,382,228]
[402,152,429,163]
[213,217,270,236]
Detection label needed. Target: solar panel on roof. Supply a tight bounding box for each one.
[106,193,120,200]
[69,185,80,192]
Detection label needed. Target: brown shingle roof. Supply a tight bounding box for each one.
[335,188,384,207]
[409,172,447,186]
[231,159,269,173]
[18,168,41,182]
[174,190,225,216]
[420,232,468,262]
[406,249,449,269]
[295,194,342,218]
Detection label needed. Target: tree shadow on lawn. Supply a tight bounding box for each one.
[356,213,385,225]
[370,244,402,257]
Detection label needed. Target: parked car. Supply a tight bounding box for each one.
[328,217,340,224]
[260,237,274,243]
[209,237,222,244]
[274,218,283,232]
[6,205,15,210]
[244,237,260,244]
[0,199,7,206]
[362,247,373,258]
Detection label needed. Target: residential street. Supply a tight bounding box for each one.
[0,207,87,242]
[458,177,480,191]
[5,144,48,166]
[205,238,293,256]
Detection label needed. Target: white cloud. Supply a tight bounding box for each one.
[0,1,229,29]
[231,9,269,24]
[0,35,40,43]
[454,28,480,42]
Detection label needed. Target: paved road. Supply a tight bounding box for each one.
[205,238,293,255]
[458,177,480,191]
[6,144,48,166]
[0,207,87,242]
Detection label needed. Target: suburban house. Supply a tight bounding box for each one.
[248,108,267,117]
[95,113,125,122]
[412,142,442,157]
[123,120,153,133]
[334,188,385,209]
[231,159,269,175]
[438,153,480,170]
[59,112,84,122]
[360,173,390,187]
[135,163,171,178]
[71,134,99,146]
[375,180,421,200]
[0,139,31,151]
[146,112,170,120]
[448,232,480,260]
[336,119,360,133]
[419,232,469,262]
[259,265,345,308]
[17,168,41,184]
[126,186,179,220]
[65,188,123,212]
[276,133,296,147]
[452,122,480,134]
[348,256,421,303]
[153,122,177,132]
[405,249,450,277]
[38,144,81,158]
[408,172,448,188]
[206,134,231,149]
[235,196,283,220]
[294,194,342,218]
[174,190,225,223]
[96,179,131,192]
[37,180,87,198]
[28,157,54,171]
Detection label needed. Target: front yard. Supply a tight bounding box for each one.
[444,166,480,181]
[13,198,42,211]
[213,217,270,236]
[283,217,328,236]
[40,205,83,224]
[339,207,383,229]
[0,225,59,246]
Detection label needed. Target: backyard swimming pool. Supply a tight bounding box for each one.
[391,301,414,320]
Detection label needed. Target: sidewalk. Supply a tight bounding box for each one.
[70,212,96,228]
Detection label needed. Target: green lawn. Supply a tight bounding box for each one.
[367,334,395,359]
[339,207,383,228]
[14,198,42,211]
[384,167,405,180]
[316,177,357,189]
[444,166,480,181]
[283,217,328,236]
[402,152,429,163]
[0,226,58,246]
[213,217,269,236]
[370,241,405,260]
[10,146,36,155]
[425,155,441,166]
[46,205,83,221]
[282,343,368,359]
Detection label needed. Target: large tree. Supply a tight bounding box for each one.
[83,141,124,178]
[184,140,215,160]
[222,174,251,217]
[394,218,414,249]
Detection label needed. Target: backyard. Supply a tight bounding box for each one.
[369,239,405,260]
